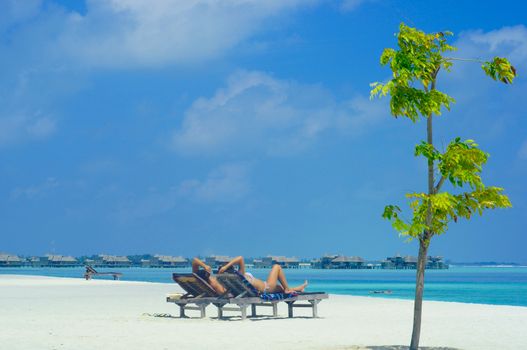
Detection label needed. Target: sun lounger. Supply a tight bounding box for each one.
[215,272,328,320]
[83,265,122,280]
[166,273,228,318]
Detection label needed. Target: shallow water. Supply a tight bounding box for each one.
[1,266,526,307]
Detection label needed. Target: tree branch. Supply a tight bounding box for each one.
[444,57,485,63]
[435,176,446,193]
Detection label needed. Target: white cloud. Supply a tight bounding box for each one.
[52,0,317,68]
[1,0,377,69]
[171,70,385,156]
[467,25,527,66]
[180,163,251,202]
[10,177,59,200]
[0,0,374,148]
[2,1,375,69]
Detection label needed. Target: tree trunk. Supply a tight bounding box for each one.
[410,81,436,349]
[410,237,429,350]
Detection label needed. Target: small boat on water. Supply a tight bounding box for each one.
[370,290,393,294]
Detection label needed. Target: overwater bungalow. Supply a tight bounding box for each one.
[140,258,152,267]
[150,255,190,268]
[262,256,300,268]
[252,258,267,268]
[380,259,395,269]
[330,256,365,269]
[83,258,96,266]
[319,255,339,269]
[403,256,418,269]
[364,261,383,269]
[427,256,449,269]
[44,255,80,267]
[310,258,321,269]
[27,256,44,267]
[382,255,417,269]
[0,253,23,267]
[205,255,233,269]
[96,255,132,268]
[381,255,448,269]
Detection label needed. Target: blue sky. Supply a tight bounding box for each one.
[1,0,526,262]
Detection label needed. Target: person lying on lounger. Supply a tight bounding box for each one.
[218,256,308,294]
[192,257,226,294]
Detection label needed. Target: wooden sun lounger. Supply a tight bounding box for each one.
[215,273,328,320]
[84,265,122,280]
[166,273,228,318]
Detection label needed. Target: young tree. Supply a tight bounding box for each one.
[371,23,516,350]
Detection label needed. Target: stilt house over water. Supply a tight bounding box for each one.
[44,255,80,267]
[148,255,190,268]
[0,253,23,267]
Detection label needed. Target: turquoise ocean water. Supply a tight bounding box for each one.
[1,266,526,307]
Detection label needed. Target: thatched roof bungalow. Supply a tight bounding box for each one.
[45,255,80,267]
[151,255,190,268]
[205,255,233,268]
[0,253,23,267]
[330,256,365,269]
[262,256,300,268]
[97,255,132,267]
[382,255,418,269]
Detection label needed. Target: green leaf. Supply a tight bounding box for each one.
[438,138,489,190]
[415,141,441,161]
[482,57,517,84]
[382,205,401,220]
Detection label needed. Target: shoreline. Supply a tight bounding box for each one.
[5,274,527,309]
[0,267,527,308]
[1,275,527,350]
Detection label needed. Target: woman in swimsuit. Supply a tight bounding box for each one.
[217,256,308,294]
[192,257,226,294]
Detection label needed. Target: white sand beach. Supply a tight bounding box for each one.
[0,275,526,350]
